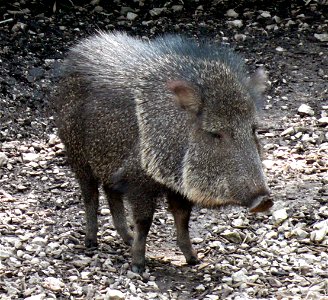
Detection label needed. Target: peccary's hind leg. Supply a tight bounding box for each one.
[103,184,134,246]
[167,191,199,265]
[128,188,157,274]
[77,171,99,249]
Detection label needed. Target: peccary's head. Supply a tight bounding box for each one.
[167,64,270,211]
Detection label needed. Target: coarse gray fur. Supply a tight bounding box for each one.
[54,31,270,273]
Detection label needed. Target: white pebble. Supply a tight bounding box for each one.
[226,9,239,18]
[272,208,288,225]
[298,104,314,116]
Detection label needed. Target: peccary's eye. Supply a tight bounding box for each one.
[209,131,223,139]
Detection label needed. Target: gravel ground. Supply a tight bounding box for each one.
[0,1,328,299]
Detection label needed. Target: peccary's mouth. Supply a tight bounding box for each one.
[249,196,273,213]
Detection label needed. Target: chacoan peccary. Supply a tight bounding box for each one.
[54,31,273,273]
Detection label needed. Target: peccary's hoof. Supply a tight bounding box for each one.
[85,238,98,249]
[186,255,200,265]
[131,263,145,274]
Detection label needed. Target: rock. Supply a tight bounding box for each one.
[100,208,111,215]
[195,284,206,291]
[262,159,275,169]
[226,9,239,18]
[31,237,47,246]
[0,245,13,259]
[126,12,138,21]
[48,134,58,146]
[234,34,247,42]
[21,153,40,162]
[149,8,165,17]
[232,269,248,283]
[313,219,328,230]
[272,209,288,225]
[260,11,271,18]
[42,277,65,292]
[298,104,315,116]
[171,5,183,12]
[221,230,242,243]
[273,15,281,23]
[105,289,125,300]
[314,33,328,42]
[310,227,328,242]
[0,152,8,167]
[126,270,140,279]
[291,228,308,239]
[227,20,243,28]
[93,6,103,13]
[275,46,285,52]
[281,127,295,136]
[318,117,328,126]
[191,237,204,244]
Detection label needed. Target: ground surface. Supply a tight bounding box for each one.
[0,1,328,299]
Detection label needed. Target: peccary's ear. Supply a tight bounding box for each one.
[248,68,267,94]
[167,80,201,114]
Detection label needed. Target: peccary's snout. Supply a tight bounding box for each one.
[248,187,272,213]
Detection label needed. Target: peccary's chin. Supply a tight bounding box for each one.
[184,188,238,208]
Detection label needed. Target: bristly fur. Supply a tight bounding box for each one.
[53,31,270,273]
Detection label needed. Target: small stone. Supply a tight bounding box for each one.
[100,208,111,215]
[298,104,315,116]
[260,11,271,18]
[232,218,244,227]
[191,237,204,244]
[227,20,243,28]
[281,127,295,136]
[195,284,206,291]
[273,16,281,23]
[32,237,47,246]
[272,208,288,225]
[93,5,103,13]
[209,240,223,248]
[234,34,247,42]
[149,8,165,17]
[262,159,275,169]
[43,277,65,292]
[105,289,125,300]
[73,258,91,268]
[226,9,239,18]
[22,153,40,162]
[0,245,13,259]
[81,271,90,279]
[291,228,308,239]
[318,117,328,126]
[314,33,328,42]
[276,46,285,52]
[171,5,183,12]
[48,134,58,146]
[126,12,138,21]
[221,230,242,243]
[310,227,328,242]
[232,269,248,283]
[0,152,8,167]
[127,270,140,279]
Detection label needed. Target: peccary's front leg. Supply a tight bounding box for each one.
[78,174,99,249]
[128,190,157,274]
[167,191,199,265]
[103,184,133,246]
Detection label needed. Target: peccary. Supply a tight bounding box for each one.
[54,31,272,273]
